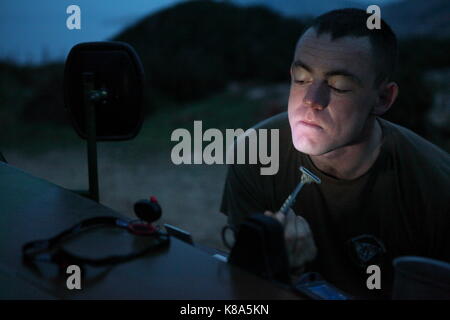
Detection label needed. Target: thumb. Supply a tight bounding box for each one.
[285,208,296,225]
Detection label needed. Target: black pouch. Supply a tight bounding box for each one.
[228,213,291,285]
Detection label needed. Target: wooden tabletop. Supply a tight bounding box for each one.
[0,162,301,300]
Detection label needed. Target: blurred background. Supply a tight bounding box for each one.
[1,0,449,251]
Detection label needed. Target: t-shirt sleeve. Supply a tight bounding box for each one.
[219,160,269,230]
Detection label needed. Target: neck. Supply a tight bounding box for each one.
[309,117,383,180]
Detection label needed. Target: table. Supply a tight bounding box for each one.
[0,162,301,300]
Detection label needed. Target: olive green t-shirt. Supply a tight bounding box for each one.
[219,112,450,299]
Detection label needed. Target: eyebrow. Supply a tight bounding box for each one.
[292,60,363,87]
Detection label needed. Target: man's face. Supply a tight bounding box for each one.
[288,28,379,156]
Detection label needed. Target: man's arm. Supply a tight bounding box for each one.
[220,158,318,276]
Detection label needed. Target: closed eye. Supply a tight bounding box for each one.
[294,79,351,93]
[328,85,351,93]
[294,80,311,85]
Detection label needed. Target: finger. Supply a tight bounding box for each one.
[274,211,286,224]
[263,210,286,227]
[264,211,279,221]
[287,213,318,267]
[284,208,296,227]
[284,209,298,249]
[294,217,307,240]
[292,217,317,263]
[283,209,298,239]
[290,234,317,266]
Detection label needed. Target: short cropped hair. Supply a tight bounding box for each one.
[303,8,398,86]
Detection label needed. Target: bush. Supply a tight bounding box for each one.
[113,0,304,102]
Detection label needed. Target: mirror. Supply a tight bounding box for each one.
[64,41,145,141]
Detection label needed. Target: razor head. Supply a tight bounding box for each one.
[300,166,321,184]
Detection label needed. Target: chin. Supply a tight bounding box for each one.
[292,135,330,156]
[290,124,329,155]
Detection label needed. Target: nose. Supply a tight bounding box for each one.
[303,81,329,110]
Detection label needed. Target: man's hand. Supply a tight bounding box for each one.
[264,209,317,271]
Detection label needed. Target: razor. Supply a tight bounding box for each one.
[279,166,321,215]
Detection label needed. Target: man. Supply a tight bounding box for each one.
[219,9,450,299]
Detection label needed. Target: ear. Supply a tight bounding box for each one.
[372,81,398,116]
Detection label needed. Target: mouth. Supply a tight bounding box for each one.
[299,120,323,130]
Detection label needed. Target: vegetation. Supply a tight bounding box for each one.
[1,0,449,155]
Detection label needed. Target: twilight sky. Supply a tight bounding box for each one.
[0,0,401,65]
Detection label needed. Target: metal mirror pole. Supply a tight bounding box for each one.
[82,72,99,202]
